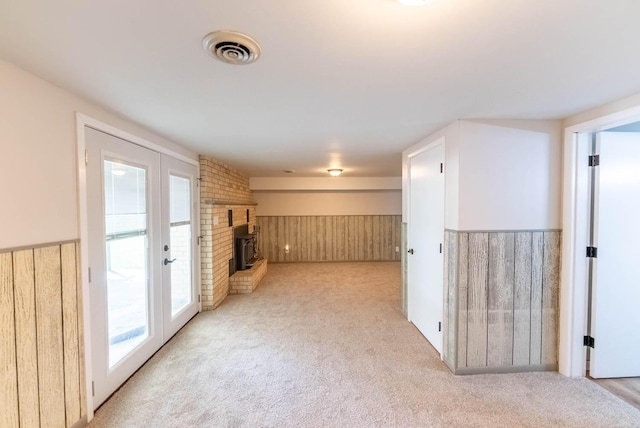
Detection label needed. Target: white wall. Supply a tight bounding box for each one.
[254,191,401,216]
[250,176,401,191]
[458,120,562,230]
[0,60,197,249]
[402,119,562,231]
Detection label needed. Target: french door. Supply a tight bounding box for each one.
[86,127,199,407]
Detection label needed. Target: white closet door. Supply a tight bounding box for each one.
[408,141,445,354]
[590,131,640,378]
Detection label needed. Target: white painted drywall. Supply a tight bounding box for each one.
[402,119,562,231]
[250,177,401,191]
[0,60,197,249]
[458,120,562,230]
[253,191,401,216]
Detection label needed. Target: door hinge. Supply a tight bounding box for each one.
[85,150,89,165]
[588,155,600,167]
[586,246,598,258]
[198,294,201,303]
[440,163,443,173]
[439,243,442,254]
[88,267,91,283]
[438,321,442,332]
[92,381,95,397]
[584,335,595,348]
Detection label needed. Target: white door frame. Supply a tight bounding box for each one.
[560,106,640,377]
[76,113,200,419]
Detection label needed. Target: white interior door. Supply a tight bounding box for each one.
[87,128,199,407]
[408,142,445,355]
[590,131,640,378]
[161,155,199,339]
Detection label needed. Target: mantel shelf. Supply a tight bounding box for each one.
[203,199,257,206]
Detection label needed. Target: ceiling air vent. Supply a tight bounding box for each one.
[202,31,261,65]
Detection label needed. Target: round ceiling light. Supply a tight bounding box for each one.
[202,31,261,65]
[327,169,343,177]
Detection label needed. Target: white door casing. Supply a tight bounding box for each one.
[408,141,445,355]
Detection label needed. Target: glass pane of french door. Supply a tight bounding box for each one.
[161,154,199,340]
[169,175,192,316]
[103,160,149,367]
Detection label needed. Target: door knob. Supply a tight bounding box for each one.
[408,249,414,254]
[164,258,176,265]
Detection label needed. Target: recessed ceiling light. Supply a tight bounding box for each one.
[327,168,343,177]
[396,0,433,5]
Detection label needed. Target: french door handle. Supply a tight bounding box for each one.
[164,258,176,266]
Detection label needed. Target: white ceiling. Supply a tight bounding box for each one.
[2,0,640,177]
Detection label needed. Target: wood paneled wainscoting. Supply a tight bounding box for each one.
[442,230,561,375]
[257,215,402,263]
[1,241,86,428]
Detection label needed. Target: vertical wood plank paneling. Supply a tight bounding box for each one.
[467,233,489,367]
[61,243,81,425]
[542,232,560,366]
[34,246,66,428]
[530,232,544,365]
[348,216,356,261]
[373,216,381,260]
[364,216,373,260]
[281,216,290,263]
[457,232,469,368]
[0,252,19,428]
[391,215,402,260]
[354,216,362,260]
[442,231,450,365]
[256,215,409,263]
[444,231,458,369]
[383,216,393,260]
[513,232,533,366]
[317,216,326,261]
[256,217,265,258]
[289,216,298,262]
[335,216,346,260]
[13,249,40,428]
[262,217,270,261]
[390,216,396,260]
[265,217,279,262]
[300,217,309,262]
[277,216,286,263]
[487,233,515,367]
[325,217,334,262]
[308,217,320,262]
[75,242,87,421]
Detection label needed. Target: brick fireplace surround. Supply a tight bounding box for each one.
[199,155,261,310]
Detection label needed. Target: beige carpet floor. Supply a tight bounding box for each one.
[89,262,640,427]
